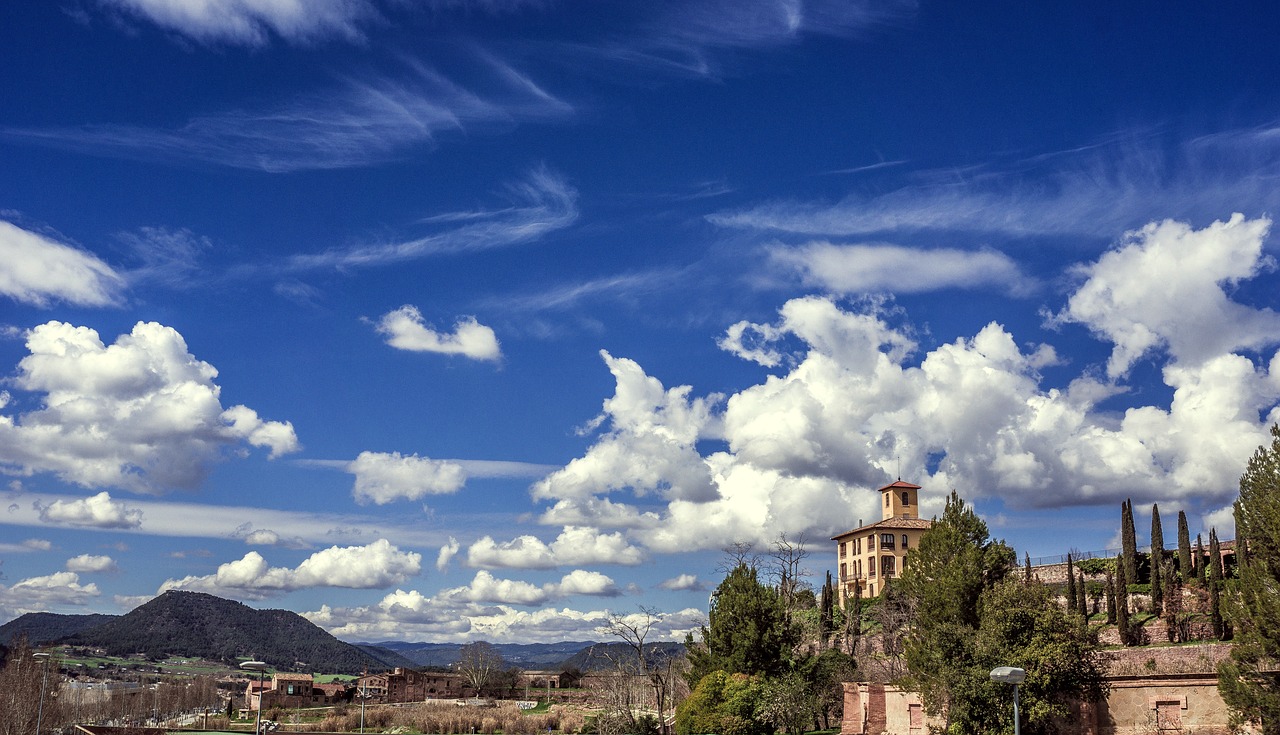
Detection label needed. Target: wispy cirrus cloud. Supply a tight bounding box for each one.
[555,0,916,79]
[709,125,1280,239]
[97,0,382,46]
[769,241,1035,296]
[2,61,572,173]
[286,167,577,269]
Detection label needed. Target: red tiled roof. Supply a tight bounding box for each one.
[832,516,933,539]
[878,479,922,491]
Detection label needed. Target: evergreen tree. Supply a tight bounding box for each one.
[897,493,1102,735]
[1196,534,1207,585]
[1209,529,1224,640]
[1162,559,1182,643]
[897,492,1015,728]
[1024,552,1032,583]
[1115,561,1131,645]
[1220,425,1280,733]
[1210,528,1225,581]
[1178,510,1193,580]
[1151,503,1165,561]
[1121,499,1139,585]
[1151,504,1165,613]
[819,571,834,648]
[1105,570,1117,625]
[1151,551,1164,615]
[684,562,797,686]
[1065,553,1077,612]
[1077,571,1088,617]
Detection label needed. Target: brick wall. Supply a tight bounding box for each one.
[838,645,1245,735]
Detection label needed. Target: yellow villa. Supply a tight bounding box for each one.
[832,479,933,603]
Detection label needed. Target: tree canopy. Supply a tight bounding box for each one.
[1220,424,1280,734]
[685,562,798,686]
[896,491,1104,735]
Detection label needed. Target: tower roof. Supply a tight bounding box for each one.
[878,479,921,492]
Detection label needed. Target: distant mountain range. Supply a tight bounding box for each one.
[363,640,602,669]
[0,592,661,674]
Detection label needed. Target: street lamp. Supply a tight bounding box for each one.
[33,651,52,735]
[241,661,270,735]
[990,666,1026,735]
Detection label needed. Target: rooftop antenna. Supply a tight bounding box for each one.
[897,455,901,481]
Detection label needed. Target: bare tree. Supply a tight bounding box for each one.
[603,607,681,735]
[718,541,759,574]
[769,533,812,618]
[456,642,504,696]
[855,589,914,683]
[0,638,62,735]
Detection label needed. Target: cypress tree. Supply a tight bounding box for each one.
[1066,553,1077,611]
[819,571,834,647]
[1196,534,1207,585]
[1121,499,1138,585]
[1151,551,1164,615]
[1151,503,1165,561]
[1162,559,1181,643]
[1151,502,1165,603]
[1209,529,1224,639]
[1024,552,1032,583]
[1210,528,1224,581]
[1177,510,1193,580]
[1115,561,1131,645]
[1105,569,1117,624]
[1077,571,1088,617]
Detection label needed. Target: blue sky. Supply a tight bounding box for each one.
[3,0,1280,644]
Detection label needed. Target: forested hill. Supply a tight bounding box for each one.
[0,612,118,646]
[560,641,686,672]
[60,590,389,674]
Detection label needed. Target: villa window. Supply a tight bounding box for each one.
[840,542,847,558]
[868,533,875,550]
[882,555,896,577]
[880,533,896,549]
[885,494,890,507]
[902,491,909,505]
[902,534,909,548]
[869,556,877,577]
[840,563,847,580]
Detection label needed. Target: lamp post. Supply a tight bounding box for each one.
[33,651,51,735]
[358,679,369,734]
[241,661,270,735]
[989,666,1026,735]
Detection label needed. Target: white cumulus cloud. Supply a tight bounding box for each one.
[1053,214,1280,379]
[376,306,502,361]
[348,451,468,505]
[0,572,100,618]
[0,220,124,307]
[66,554,119,573]
[159,539,421,599]
[531,216,1280,554]
[0,321,299,493]
[467,526,646,569]
[36,492,143,529]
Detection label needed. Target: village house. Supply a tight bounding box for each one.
[832,480,933,602]
[243,672,352,712]
[354,668,467,703]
